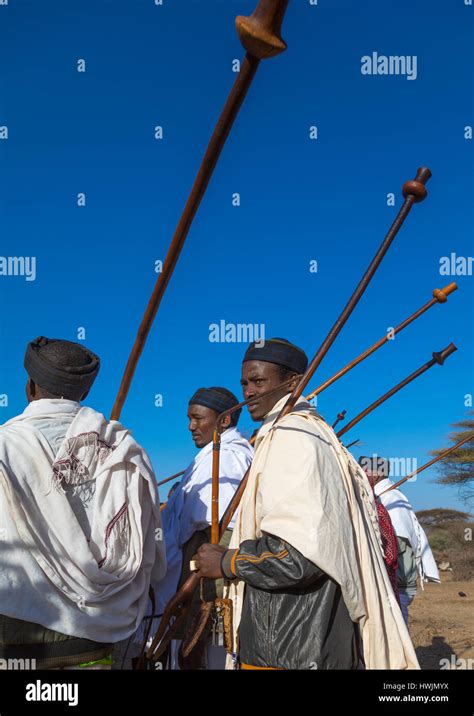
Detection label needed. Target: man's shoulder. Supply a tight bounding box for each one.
[378,484,412,509]
[0,409,27,431]
[273,408,329,441]
[220,429,252,454]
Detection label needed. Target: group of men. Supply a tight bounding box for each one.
[0,335,439,670]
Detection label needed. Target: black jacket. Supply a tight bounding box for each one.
[222,533,360,670]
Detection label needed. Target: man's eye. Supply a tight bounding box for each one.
[255,380,264,385]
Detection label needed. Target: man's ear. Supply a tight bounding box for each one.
[288,373,301,391]
[26,378,36,401]
[221,414,232,429]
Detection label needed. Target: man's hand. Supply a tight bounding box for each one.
[192,543,227,579]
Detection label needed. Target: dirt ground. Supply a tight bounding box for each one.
[410,576,474,669]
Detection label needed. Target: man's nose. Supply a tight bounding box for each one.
[188,420,196,432]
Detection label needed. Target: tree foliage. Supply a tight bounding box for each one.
[417,508,471,527]
[430,411,474,505]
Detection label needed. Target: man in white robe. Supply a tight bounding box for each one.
[155,386,253,669]
[0,336,166,669]
[365,457,440,625]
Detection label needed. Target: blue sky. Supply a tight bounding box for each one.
[0,0,472,512]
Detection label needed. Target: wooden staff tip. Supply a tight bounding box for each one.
[432,342,457,365]
[433,282,458,302]
[236,0,289,59]
[402,166,432,202]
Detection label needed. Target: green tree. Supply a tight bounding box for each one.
[431,411,474,506]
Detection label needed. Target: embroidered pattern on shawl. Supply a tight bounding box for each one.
[52,431,116,490]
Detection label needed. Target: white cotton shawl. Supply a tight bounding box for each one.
[0,401,166,643]
[155,427,253,615]
[375,479,440,583]
[226,395,420,670]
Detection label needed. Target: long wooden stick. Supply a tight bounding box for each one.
[305,282,457,401]
[157,470,185,488]
[210,375,297,542]
[152,335,459,659]
[379,432,474,494]
[217,347,457,532]
[345,438,361,449]
[210,167,432,535]
[276,167,431,423]
[332,410,347,429]
[211,428,221,544]
[159,280,458,488]
[111,0,290,421]
[147,166,432,660]
[147,377,296,660]
[147,433,474,659]
[336,342,457,438]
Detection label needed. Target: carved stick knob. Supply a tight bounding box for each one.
[433,282,458,303]
[236,0,289,59]
[432,342,457,365]
[402,166,432,203]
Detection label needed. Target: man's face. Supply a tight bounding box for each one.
[241,360,293,422]
[362,468,379,489]
[360,458,388,487]
[187,404,218,448]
